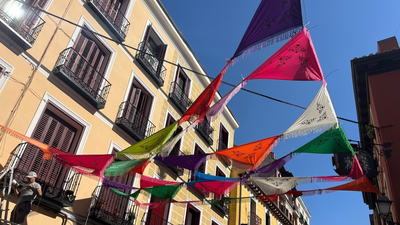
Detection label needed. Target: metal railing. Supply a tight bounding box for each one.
[136,41,166,86]
[169,81,192,113]
[196,119,214,145]
[0,1,45,45]
[141,212,173,225]
[212,198,229,215]
[53,47,111,108]
[115,101,156,140]
[88,0,130,40]
[10,143,82,207]
[249,212,262,225]
[90,186,138,225]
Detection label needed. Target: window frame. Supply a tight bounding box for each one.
[0,57,12,93]
[218,122,229,150]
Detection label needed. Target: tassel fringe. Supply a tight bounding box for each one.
[282,123,337,140]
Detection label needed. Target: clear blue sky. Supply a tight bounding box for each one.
[161,1,400,224]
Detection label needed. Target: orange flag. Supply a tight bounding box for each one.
[0,125,53,159]
[213,135,281,171]
[326,175,380,194]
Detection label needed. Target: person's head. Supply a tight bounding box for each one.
[26,171,37,183]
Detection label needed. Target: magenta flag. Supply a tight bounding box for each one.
[232,0,303,59]
[245,28,325,83]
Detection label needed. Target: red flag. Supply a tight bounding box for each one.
[245,28,325,83]
[179,62,228,125]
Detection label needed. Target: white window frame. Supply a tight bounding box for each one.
[0,57,13,93]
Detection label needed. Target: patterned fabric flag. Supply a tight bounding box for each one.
[213,135,281,171]
[140,175,182,188]
[293,126,354,156]
[144,185,182,199]
[54,154,115,179]
[154,154,208,171]
[104,159,146,177]
[0,125,53,159]
[159,129,186,157]
[129,159,150,174]
[206,80,248,123]
[232,0,303,59]
[247,152,292,179]
[194,180,240,196]
[325,175,380,194]
[111,188,140,200]
[194,172,240,182]
[283,85,338,139]
[103,179,139,190]
[118,121,178,155]
[248,175,350,195]
[245,28,325,83]
[348,154,364,179]
[179,62,229,125]
[134,200,202,209]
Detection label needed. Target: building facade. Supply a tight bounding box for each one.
[0,0,239,224]
[228,153,311,225]
[351,36,400,224]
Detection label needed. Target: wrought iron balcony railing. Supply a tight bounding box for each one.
[169,81,192,114]
[115,101,156,141]
[0,1,45,49]
[10,143,82,207]
[196,119,214,146]
[135,42,166,87]
[212,198,229,216]
[249,212,262,225]
[90,186,139,225]
[87,0,130,41]
[53,47,112,109]
[141,212,173,225]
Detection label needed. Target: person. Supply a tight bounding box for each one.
[10,171,42,224]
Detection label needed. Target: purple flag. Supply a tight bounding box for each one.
[232,0,303,59]
[245,152,292,180]
[154,154,208,171]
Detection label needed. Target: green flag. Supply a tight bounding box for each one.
[293,126,354,155]
[104,159,146,177]
[118,121,178,155]
[111,188,140,200]
[144,185,182,199]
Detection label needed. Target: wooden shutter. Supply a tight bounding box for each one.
[146,195,170,224]
[124,87,141,123]
[16,109,77,189]
[97,148,135,220]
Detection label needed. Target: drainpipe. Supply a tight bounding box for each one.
[58,211,68,225]
[0,0,74,143]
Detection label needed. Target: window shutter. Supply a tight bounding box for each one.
[144,25,153,45]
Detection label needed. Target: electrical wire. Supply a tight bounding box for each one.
[17,1,361,125]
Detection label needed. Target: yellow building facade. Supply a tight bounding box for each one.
[0,0,238,224]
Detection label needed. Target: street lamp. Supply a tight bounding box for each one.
[375,194,392,215]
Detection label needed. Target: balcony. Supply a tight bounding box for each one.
[135,42,166,87]
[53,47,112,109]
[115,101,156,141]
[212,198,229,216]
[196,119,214,146]
[11,144,82,207]
[0,1,45,52]
[249,212,262,225]
[169,81,192,114]
[141,212,173,225]
[87,0,130,41]
[90,186,138,225]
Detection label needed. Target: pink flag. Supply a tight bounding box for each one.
[140,175,181,188]
[245,28,325,83]
[206,80,247,122]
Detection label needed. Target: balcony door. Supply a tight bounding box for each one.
[68,31,107,94]
[16,104,83,194]
[218,124,229,150]
[165,114,182,157]
[142,25,167,74]
[98,0,123,22]
[96,148,135,221]
[174,66,190,101]
[145,195,170,225]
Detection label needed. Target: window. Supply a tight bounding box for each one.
[218,123,229,150]
[116,78,155,140]
[136,24,167,86]
[265,213,270,225]
[165,114,182,157]
[175,65,191,97]
[14,103,83,204]
[87,0,131,40]
[170,65,192,113]
[185,205,200,225]
[94,148,136,221]
[0,64,5,79]
[211,221,219,225]
[191,144,205,180]
[145,194,170,224]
